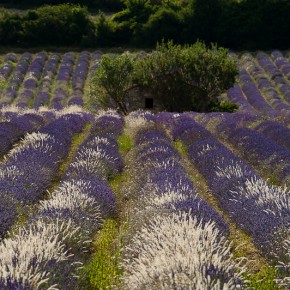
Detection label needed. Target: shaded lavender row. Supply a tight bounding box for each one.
[0,113,45,157]
[134,124,228,233]
[270,50,290,81]
[23,52,47,90]
[51,52,76,110]
[215,118,290,184]
[0,113,87,238]
[69,51,91,107]
[171,114,289,266]
[269,51,290,106]
[0,51,104,110]
[0,53,18,81]
[229,53,275,114]
[253,120,290,150]
[253,52,290,107]
[257,52,288,86]
[0,111,124,289]
[34,54,61,108]
[1,53,32,106]
[226,84,256,112]
[121,116,244,289]
[239,69,275,114]
[240,53,290,111]
[15,52,48,108]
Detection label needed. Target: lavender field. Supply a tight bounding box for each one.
[0,50,289,290]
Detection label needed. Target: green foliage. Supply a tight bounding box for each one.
[0,78,8,92]
[0,0,124,11]
[23,5,93,46]
[134,41,191,111]
[209,99,239,113]
[90,53,135,115]
[118,134,132,154]
[140,7,183,45]
[0,9,23,45]
[0,0,289,49]
[0,4,95,46]
[94,12,116,46]
[82,219,123,290]
[245,266,279,290]
[89,41,238,113]
[134,41,238,112]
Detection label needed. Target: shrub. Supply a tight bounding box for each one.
[134,41,238,112]
[90,54,135,115]
[90,41,238,114]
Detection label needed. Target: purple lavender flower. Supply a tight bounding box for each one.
[170,115,290,264]
[254,120,290,149]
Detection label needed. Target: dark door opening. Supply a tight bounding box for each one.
[145,97,153,109]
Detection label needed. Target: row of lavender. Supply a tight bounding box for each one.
[194,111,290,184]
[120,112,244,289]
[0,110,124,289]
[0,51,103,109]
[166,113,289,286]
[227,51,290,115]
[0,112,45,157]
[0,110,87,238]
[1,50,290,114]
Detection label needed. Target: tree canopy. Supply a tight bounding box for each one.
[90,41,239,114]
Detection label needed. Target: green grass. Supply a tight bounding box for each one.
[81,132,132,289]
[245,266,280,290]
[118,134,132,154]
[109,172,129,194]
[173,139,187,155]
[82,219,125,290]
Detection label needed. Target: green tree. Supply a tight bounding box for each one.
[140,7,183,46]
[90,41,238,114]
[90,54,135,115]
[134,41,238,112]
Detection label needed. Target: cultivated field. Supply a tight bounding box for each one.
[0,50,289,289]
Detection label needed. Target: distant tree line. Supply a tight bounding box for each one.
[0,0,123,11]
[0,0,289,49]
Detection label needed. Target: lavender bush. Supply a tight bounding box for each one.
[120,117,243,289]
[171,115,289,279]
[0,114,87,238]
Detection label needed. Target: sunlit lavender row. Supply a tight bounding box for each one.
[120,113,244,289]
[0,111,89,239]
[169,114,289,282]
[0,110,124,289]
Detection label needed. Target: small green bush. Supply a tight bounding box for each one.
[90,53,135,115]
[209,99,239,113]
[134,41,239,112]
